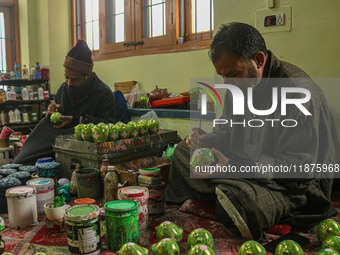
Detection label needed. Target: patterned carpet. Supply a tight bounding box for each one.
[1,193,340,254]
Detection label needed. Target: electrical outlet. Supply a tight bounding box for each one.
[276,13,285,25]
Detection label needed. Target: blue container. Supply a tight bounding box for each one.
[19,165,37,173]
[1,163,23,170]
[8,171,31,185]
[0,169,17,177]
[36,159,61,178]
[0,176,21,213]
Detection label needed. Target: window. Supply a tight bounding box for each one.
[71,0,214,60]
[0,0,20,73]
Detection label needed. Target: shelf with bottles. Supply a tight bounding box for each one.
[0,79,49,86]
[0,99,50,106]
[0,121,39,128]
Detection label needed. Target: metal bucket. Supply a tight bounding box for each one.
[75,168,101,199]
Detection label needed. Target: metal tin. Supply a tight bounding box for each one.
[75,168,101,199]
[65,205,101,255]
[6,186,38,228]
[104,200,139,252]
[0,169,17,177]
[26,178,55,214]
[118,186,149,231]
[19,165,37,173]
[8,171,31,185]
[1,163,23,170]
[0,177,21,213]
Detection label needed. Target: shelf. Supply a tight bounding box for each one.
[0,99,49,106]
[0,121,39,128]
[0,79,49,86]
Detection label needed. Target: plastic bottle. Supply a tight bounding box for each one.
[21,135,27,144]
[14,63,21,79]
[8,109,15,123]
[21,86,29,100]
[29,90,34,100]
[165,142,176,160]
[11,87,17,101]
[22,65,28,79]
[35,62,41,79]
[14,108,21,123]
[30,66,36,79]
[10,70,15,80]
[41,65,50,79]
[38,86,44,100]
[6,88,12,101]
[0,110,6,124]
[103,165,118,204]
[22,111,29,122]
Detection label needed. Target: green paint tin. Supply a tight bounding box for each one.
[104,200,139,252]
[65,204,101,255]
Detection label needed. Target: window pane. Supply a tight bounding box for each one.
[143,0,166,38]
[192,0,214,33]
[107,0,126,44]
[0,12,6,72]
[78,0,99,50]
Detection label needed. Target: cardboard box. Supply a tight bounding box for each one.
[114,80,137,94]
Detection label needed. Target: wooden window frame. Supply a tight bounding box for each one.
[71,0,213,61]
[0,0,20,72]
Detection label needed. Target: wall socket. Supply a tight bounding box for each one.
[255,5,291,33]
[276,13,285,25]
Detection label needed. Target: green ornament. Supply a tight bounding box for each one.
[188,228,213,249]
[50,112,63,125]
[0,235,4,254]
[117,242,149,255]
[190,148,215,168]
[92,123,108,143]
[188,244,215,255]
[34,253,48,255]
[115,121,124,127]
[238,240,266,255]
[156,221,183,243]
[0,216,5,231]
[81,123,95,142]
[118,123,131,139]
[152,238,180,255]
[128,121,140,139]
[148,119,159,135]
[140,95,149,108]
[74,124,84,141]
[57,183,70,193]
[107,123,119,141]
[2,253,15,255]
[322,236,340,253]
[318,220,340,242]
[138,120,149,136]
[316,248,340,255]
[275,240,303,255]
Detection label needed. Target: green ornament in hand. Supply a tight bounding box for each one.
[117,242,149,255]
[50,112,63,125]
[152,238,180,255]
[148,119,159,135]
[318,220,340,242]
[316,248,340,255]
[188,244,215,255]
[155,221,183,243]
[92,123,108,143]
[188,228,213,249]
[238,240,266,255]
[74,124,84,141]
[190,148,215,168]
[322,236,340,253]
[275,240,303,255]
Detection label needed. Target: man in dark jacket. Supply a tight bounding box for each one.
[14,40,117,164]
[165,22,337,241]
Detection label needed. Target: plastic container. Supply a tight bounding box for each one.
[30,66,35,79]
[75,168,101,199]
[22,112,29,122]
[38,87,44,100]
[43,91,49,100]
[0,111,6,125]
[0,176,21,213]
[22,65,28,79]
[26,178,55,214]
[104,200,139,251]
[151,96,190,107]
[140,182,165,215]
[41,65,49,79]
[31,112,38,121]
[29,90,34,100]
[35,62,41,79]
[118,186,149,231]
[14,63,21,79]
[8,109,15,123]
[14,108,21,123]
[65,204,101,254]
[21,86,29,100]
[6,186,38,228]
[44,201,66,221]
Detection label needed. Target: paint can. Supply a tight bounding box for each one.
[0,177,21,213]
[26,178,55,214]
[65,204,101,255]
[75,168,101,199]
[6,186,38,228]
[118,186,149,231]
[140,182,165,215]
[104,200,139,252]
[8,171,31,185]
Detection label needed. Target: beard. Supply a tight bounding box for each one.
[66,76,91,99]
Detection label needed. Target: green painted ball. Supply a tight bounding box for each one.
[2,253,15,255]
[118,123,131,139]
[140,95,149,108]
[92,124,108,143]
[117,242,149,255]
[155,221,183,243]
[238,240,266,255]
[81,123,95,142]
[275,240,303,255]
[152,238,180,255]
[128,121,140,139]
[74,124,84,141]
[188,244,215,255]
[188,228,213,249]
[50,112,63,125]
[107,123,119,141]
[34,253,48,255]
[190,148,215,168]
[316,248,340,255]
[138,120,149,136]
[148,119,159,135]
[318,220,340,242]
[322,236,340,253]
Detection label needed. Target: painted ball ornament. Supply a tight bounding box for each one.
[127,121,140,139]
[74,124,84,141]
[138,120,149,136]
[81,123,95,142]
[188,228,213,249]
[188,244,215,255]
[322,235,340,253]
[155,221,183,243]
[34,253,48,255]
[118,123,131,139]
[152,238,180,255]
[238,240,266,255]
[190,148,215,168]
[317,220,340,242]
[275,240,303,255]
[92,123,108,143]
[316,248,340,255]
[50,112,63,125]
[148,119,159,135]
[140,95,149,108]
[107,123,119,141]
[117,242,149,255]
